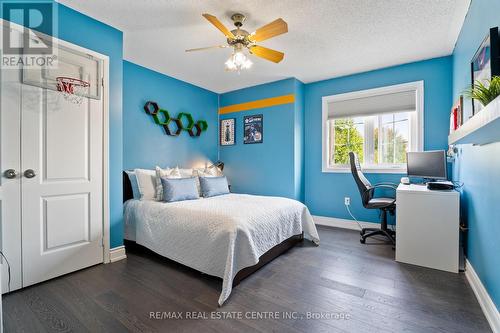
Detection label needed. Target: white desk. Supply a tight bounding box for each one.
[396,184,460,273]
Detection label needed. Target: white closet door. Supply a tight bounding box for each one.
[0,64,23,293]
[20,53,104,286]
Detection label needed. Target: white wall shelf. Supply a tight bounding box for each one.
[449,95,500,145]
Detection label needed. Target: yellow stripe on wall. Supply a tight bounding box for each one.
[219,94,295,114]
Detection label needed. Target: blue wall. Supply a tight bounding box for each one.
[451,0,500,309]
[1,1,125,248]
[219,78,303,200]
[123,61,218,170]
[304,57,453,222]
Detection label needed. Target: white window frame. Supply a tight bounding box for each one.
[322,81,424,173]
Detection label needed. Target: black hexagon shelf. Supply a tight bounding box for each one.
[153,109,171,125]
[144,101,159,115]
[197,120,208,132]
[188,123,203,137]
[177,112,195,131]
[163,118,182,136]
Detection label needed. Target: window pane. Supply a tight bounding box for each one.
[328,112,411,169]
[331,118,364,166]
[394,114,409,163]
[378,113,409,164]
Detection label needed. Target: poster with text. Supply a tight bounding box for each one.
[244,114,263,144]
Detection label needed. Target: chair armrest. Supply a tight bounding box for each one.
[373,182,398,189]
[363,184,397,199]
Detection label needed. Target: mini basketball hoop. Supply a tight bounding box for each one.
[56,77,90,105]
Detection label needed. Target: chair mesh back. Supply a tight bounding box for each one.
[349,152,373,206]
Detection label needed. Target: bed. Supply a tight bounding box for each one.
[123,172,320,305]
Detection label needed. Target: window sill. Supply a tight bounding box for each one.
[322,167,407,174]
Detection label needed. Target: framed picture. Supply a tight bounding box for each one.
[220,118,235,146]
[243,114,263,144]
[470,27,500,115]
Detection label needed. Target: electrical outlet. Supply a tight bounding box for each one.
[344,197,351,206]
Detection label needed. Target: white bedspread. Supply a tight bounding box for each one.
[124,193,319,306]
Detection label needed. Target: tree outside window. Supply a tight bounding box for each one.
[328,112,409,169]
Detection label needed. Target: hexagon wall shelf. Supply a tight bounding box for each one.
[197,120,208,131]
[144,101,159,115]
[178,112,195,130]
[163,118,183,136]
[153,109,171,125]
[188,123,203,137]
[144,101,208,137]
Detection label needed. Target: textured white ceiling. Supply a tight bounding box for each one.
[58,0,470,93]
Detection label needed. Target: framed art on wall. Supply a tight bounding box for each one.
[470,27,500,115]
[244,114,263,144]
[220,118,235,146]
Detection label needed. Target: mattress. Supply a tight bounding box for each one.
[124,193,320,305]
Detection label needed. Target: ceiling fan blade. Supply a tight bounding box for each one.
[249,18,288,42]
[185,45,228,52]
[249,45,284,63]
[202,13,235,39]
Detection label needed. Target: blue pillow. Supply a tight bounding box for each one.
[199,176,230,198]
[161,177,200,202]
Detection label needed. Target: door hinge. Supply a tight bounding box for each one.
[101,77,104,87]
[101,237,105,247]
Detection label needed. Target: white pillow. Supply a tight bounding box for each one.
[155,166,181,200]
[178,168,195,178]
[194,168,216,177]
[125,170,140,200]
[134,169,157,200]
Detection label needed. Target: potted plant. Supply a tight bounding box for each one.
[464,76,500,111]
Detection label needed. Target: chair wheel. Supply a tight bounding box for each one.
[360,238,366,244]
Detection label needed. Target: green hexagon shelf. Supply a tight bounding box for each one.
[196,120,208,132]
[152,109,171,125]
[178,112,195,131]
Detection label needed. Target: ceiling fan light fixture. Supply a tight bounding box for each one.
[225,49,253,73]
[190,13,287,72]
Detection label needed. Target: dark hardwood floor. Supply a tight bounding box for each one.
[3,226,491,333]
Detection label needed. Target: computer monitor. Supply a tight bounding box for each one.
[406,150,447,181]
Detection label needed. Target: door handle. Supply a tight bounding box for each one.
[3,169,18,179]
[24,169,36,178]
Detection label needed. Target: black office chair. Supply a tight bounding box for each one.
[348,152,396,245]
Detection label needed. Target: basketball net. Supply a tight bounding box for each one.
[56,77,90,105]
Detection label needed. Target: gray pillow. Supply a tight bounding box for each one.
[161,177,200,202]
[125,170,140,200]
[199,176,230,198]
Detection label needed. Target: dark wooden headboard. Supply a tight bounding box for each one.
[123,171,134,202]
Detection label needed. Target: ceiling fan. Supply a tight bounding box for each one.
[186,13,288,72]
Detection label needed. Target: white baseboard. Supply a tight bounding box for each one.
[109,245,127,263]
[465,259,500,333]
[313,215,380,231]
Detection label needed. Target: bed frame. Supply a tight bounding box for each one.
[122,171,304,287]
